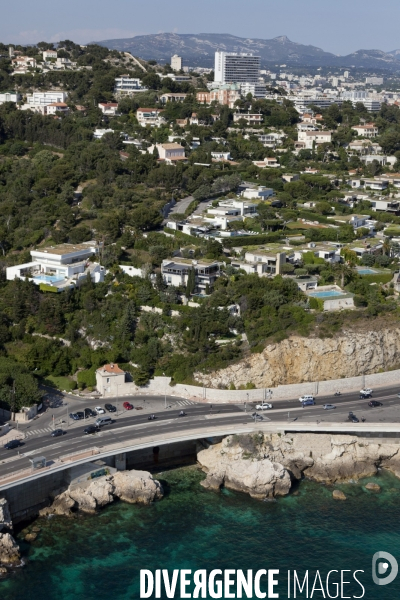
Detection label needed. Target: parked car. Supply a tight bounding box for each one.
[76,412,84,420]
[69,413,80,421]
[84,408,96,418]
[84,425,100,435]
[95,406,105,415]
[368,401,383,407]
[299,395,314,403]
[360,388,373,395]
[302,399,316,406]
[51,429,64,437]
[105,404,116,413]
[123,402,133,410]
[255,402,273,410]
[348,412,359,423]
[323,404,336,410]
[4,440,22,449]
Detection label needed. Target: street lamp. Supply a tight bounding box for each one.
[163,373,167,409]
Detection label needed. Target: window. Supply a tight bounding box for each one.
[107,378,110,383]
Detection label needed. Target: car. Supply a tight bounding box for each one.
[302,399,316,406]
[105,403,116,413]
[51,429,64,437]
[84,408,96,418]
[123,402,134,410]
[76,412,84,420]
[69,412,80,421]
[255,402,273,410]
[360,388,373,395]
[84,425,100,435]
[323,404,336,410]
[95,406,105,415]
[4,439,22,449]
[360,393,371,399]
[299,395,314,403]
[368,401,383,407]
[348,412,359,423]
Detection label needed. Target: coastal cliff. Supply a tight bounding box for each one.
[194,327,400,388]
[197,433,400,498]
[40,470,163,517]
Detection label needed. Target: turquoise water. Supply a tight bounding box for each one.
[33,274,63,283]
[358,269,378,275]
[2,467,400,599]
[309,290,343,298]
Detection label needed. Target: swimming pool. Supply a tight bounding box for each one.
[357,268,378,275]
[34,274,63,283]
[309,290,344,298]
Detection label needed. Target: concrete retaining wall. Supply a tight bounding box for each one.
[130,370,400,403]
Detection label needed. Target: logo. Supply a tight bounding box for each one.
[372,551,398,586]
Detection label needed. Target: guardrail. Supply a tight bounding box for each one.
[1,420,400,490]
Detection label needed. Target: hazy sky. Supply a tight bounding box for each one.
[2,0,400,55]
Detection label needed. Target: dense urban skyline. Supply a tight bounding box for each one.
[2,0,400,56]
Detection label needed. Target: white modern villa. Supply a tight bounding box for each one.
[6,242,105,290]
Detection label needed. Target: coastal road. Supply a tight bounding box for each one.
[1,383,400,478]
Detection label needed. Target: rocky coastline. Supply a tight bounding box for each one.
[1,432,400,572]
[197,432,400,498]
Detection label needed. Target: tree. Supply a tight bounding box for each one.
[186,268,196,296]
[333,262,354,288]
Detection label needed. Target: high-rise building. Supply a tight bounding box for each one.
[214,51,260,85]
[171,55,182,71]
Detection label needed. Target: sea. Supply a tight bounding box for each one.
[1,466,400,600]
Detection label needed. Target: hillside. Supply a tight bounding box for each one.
[95,32,400,71]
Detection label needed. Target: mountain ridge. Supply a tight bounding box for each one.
[94,32,400,71]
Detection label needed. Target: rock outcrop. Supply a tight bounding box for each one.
[198,437,291,499]
[332,490,346,500]
[0,534,21,565]
[40,470,163,517]
[194,327,400,388]
[197,433,400,499]
[0,498,21,568]
[113,470,163,504]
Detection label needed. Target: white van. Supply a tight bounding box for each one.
[95,416,113,427]
[299,395,314,403]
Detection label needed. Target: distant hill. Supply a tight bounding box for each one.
[94,32,400,71]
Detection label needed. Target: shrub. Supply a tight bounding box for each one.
[77,367,97,389]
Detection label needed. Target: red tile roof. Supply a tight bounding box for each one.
[97,363,125,374]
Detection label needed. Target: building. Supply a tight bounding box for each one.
[241,186,274,200]
[161,259,221,294]
[43,50,57,60]
[0,91,21,104]
[171,55,182,71]
[233,112,263,125]
[148,143,186,163]
[214,52,260,85]
[197,85,241,109]
[96,364,126,397]
[46,102,69,115]
[243,249,286,275]
[6,242,104,291]
[252,157,281,168]
[11,56,36,69]
[22,91,68,113]
[352,123,378,138]
[114,76,148,97]
[136,108,165,127]
[240,82,266,98]
[297,130,332,149]
[98,102,119,116]
[94,128,114,139]
[366,77,384,85]
[159,93,188,104]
